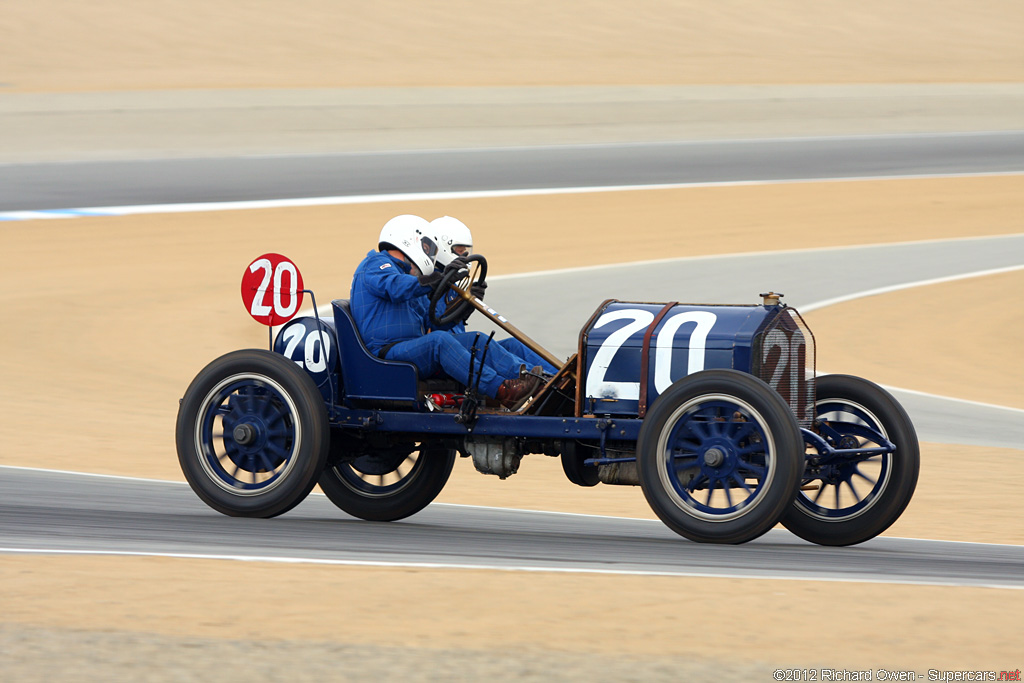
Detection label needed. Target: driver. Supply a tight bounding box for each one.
[350,214,541,409]
[430,216,559,377]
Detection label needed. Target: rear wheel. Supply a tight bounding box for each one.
[561,440,600,487]
[176,349,329,517]
[637,370,803,544]
[781,374,919,546]
[319,441,456,521]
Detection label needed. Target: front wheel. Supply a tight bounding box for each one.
[781,374,919,546]
[319,441,456,521]
[176,349,330,517]
[637,369,804,544]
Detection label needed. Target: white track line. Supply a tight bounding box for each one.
[2,170,1021,222]
[2,465,1023,549]
[0,547,1019,589]
[0,464,187,485]
[492,233,1024,281]
[873,385,1024,415]
[799,264,1024,313]
[798,262,1024,415]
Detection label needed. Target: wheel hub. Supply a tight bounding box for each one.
[703,447,726,468]
[839,435,860,449]
[219,390,289,471]
[232,423,257,446]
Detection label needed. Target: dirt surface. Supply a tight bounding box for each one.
[2,557,1021,678]
[6,84,1024,163]
[2,178,1022,679]
[3,0,1022,91]
[3,1,1023,678]
[807,269,1024,410]
[2,175,1020,486]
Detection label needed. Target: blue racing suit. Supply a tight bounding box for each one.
[435,285,560,376]
[350,250,525,397]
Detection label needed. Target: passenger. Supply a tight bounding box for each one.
[430,216,560,378]
[350,214,540,409]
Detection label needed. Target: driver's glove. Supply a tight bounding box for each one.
[444,256,471,280]
[470,281,487,300]
[417,270,443,289]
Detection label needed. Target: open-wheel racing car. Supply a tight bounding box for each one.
[176,252,919,545]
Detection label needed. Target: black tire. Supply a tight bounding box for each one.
[561,440,600,487]
[781,374,919,546]
[176,349,329,518]
[637,369,803,544]
[319,443,456,521]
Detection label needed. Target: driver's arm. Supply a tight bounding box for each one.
[424,291,463,332]
[363,260,432,303]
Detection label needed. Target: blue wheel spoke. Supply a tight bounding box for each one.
[707,411,725,437]
[249,392,265,417]
[730,472,753,494]
[729,421,757,440]
[258,395,272,418]
[843,479,863,505]
[265,440,288,460]
[689,420,710,440]
[705,478,717,506]
[735,460,765,478]
[254,450,278,472]
[674,437,702,450]
[396,459,411,478]
[673,466,699,480]
[852,465,877,487]
[723,480,734,507]
[736,442,766,456]
[265,422,291,440]
[687,472,707,493]
[813,483,829,504]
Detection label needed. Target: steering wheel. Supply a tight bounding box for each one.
[428,254,488,328]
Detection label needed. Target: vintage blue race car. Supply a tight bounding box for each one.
[176,255,919,545]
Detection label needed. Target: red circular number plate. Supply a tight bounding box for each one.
[240,253,305,326]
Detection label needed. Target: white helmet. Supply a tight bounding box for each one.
[430,216,474,268]
[378,214,437,275]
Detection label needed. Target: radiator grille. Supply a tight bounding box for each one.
[754,308,816,427]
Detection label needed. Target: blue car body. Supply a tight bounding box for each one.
[271,296,815,442]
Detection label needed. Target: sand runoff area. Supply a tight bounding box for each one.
[2,0,1023,678]
[3,177,1023,678]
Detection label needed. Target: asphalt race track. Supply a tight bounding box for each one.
[2,131,1023,211]
[2,133,1023,584]
[2,467,1023,588]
